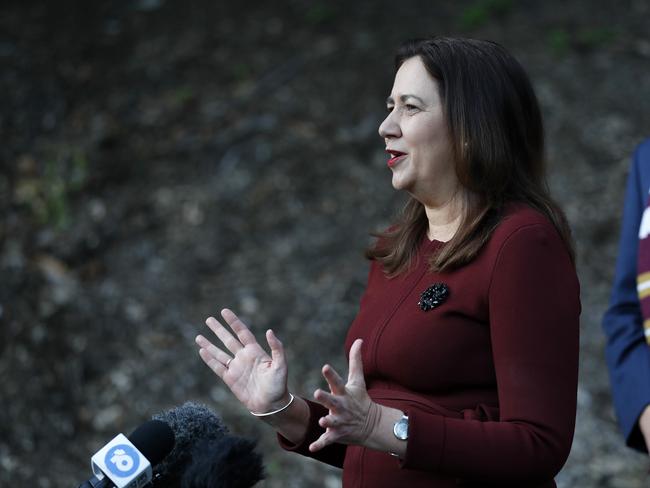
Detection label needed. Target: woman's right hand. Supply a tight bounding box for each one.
[195,308,290,414]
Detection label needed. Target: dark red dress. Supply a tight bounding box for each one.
[280,204,580,487]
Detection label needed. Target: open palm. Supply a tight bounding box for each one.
[195,308,289,414]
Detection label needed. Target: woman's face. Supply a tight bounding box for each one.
[378,56,458,207]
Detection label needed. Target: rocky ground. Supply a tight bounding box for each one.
[2,0,650,486]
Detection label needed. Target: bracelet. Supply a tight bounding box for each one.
[250,393,295,417]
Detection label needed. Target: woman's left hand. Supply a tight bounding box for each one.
[309,339,382,452]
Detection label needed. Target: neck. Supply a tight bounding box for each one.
[423,194,464,243]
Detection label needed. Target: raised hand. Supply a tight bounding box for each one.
[195,308,290,415]
[309,339,383,452]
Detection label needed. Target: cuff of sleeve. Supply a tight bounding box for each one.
[400,408,446,471]
[277,398,329,454]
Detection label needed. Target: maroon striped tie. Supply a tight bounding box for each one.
[637,192,650,344]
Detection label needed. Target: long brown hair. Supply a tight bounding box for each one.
[367,37,574,276]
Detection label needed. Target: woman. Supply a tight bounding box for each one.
[195,37,580,487]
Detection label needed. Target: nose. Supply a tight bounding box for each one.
[378,110,401,140]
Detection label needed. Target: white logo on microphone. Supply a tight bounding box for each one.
[103,443,140,477]
[110,448,135,472]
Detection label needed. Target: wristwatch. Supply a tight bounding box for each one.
[393,413,409,441]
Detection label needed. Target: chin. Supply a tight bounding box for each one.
[390,174,413,192]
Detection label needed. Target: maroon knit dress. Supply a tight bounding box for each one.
[279,204,580,487]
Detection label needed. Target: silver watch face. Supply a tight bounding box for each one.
[393,415,409,441]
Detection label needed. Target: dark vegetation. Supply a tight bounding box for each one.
[2,1,650,486]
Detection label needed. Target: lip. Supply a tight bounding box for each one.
[386,149,407,167]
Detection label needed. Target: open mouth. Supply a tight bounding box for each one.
[386,149,407,167]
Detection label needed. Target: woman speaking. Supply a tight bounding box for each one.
[195,37,580,487]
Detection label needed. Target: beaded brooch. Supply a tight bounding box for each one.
[418,283,449,311]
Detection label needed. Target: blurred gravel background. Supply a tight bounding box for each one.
[2,0,650,486]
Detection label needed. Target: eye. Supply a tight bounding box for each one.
[405,104,419,112]
[386,105,394,113]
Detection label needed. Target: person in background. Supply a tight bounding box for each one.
[603,139,650,453]
[195,37,581,487]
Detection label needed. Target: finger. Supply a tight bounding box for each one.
[198,347,227,377]
[347,339,366,388]
[205,316,243,354]
[309,430,336,453]
[266,329,286,369]
[195,335,233,366]
[313,388,340,411]
[322,364,346,395]
[221,308,258,346]
[318,414,340,429]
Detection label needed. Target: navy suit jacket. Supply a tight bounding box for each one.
[603,139,650,451]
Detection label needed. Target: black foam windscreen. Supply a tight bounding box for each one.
[128,419,176,465]
[151,402,264,488]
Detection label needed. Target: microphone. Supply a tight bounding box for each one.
[79,419,175,488]
[150,402,264,488]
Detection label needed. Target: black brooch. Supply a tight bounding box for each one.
[418,283,449,311]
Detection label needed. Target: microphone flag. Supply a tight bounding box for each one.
[90,433,152,488]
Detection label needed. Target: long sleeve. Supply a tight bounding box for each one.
[402,222,580,484]
[277,398,347,468]
[603,139,650,452]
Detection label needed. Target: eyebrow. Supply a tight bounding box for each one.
[385,94,426,106]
